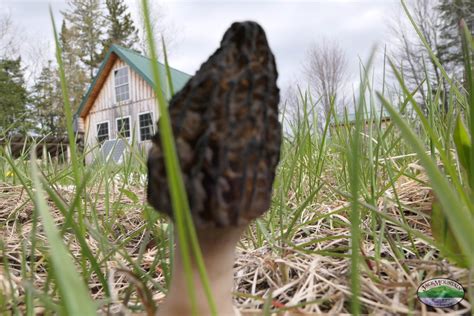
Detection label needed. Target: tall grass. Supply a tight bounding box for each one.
[141,0,216,314]
[0,1,472,315]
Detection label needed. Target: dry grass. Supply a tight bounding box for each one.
[0,171,472,315]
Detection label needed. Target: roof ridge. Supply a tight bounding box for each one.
[111,44,192,77]
[112,44,153,61]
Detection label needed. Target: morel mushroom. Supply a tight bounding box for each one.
[147,21,281,315]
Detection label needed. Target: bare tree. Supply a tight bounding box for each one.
[23,39,52,85]
[389,0,445,112]
[282,83,303,130]
[305,38,348,118]
[135,1,178,58]
[0,12,20,58]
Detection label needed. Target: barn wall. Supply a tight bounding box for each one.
[75,116,85,133]
[84,59,158,163]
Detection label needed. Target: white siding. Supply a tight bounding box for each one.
[84,59,158,163]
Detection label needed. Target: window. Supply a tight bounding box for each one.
[96,122,109,144]
[139,112,154,141]
[116,117,131,138]
[114,67,130,102]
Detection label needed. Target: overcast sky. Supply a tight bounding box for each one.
[1,0,402,94]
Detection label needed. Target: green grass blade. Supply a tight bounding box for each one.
[460,19,474,190]
[141,0,217,315]
[48,6,80,185]
[161,35,175,96]
[347,50,376,315]
[40,175,110,297]
[378,93,474,267]
[30,152,96,315]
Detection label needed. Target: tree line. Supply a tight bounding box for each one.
[1,0,473,137]
[0,0,140,136]
[295,0,473,121]
[391,0,473,113]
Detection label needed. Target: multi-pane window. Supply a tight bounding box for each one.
[114,67,130,102]
[139,112,154,141]
[96,122,109,144]
[116,117,131,138]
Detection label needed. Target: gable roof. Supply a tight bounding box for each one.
[77,44,191,118]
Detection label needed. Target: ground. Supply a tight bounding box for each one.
[0,168,471,315]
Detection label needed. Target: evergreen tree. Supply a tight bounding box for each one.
[59,20,88,112]
[62,0,106,79]
[31,61,65,135]
[0,58,29,134]
[437,0,474,78]
[102,0,139,55]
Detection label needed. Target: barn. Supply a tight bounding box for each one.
[74,44,191,164]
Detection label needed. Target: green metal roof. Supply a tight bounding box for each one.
[331,108,390,124]
[77,44,191,117]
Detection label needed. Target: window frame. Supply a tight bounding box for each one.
[114,66,130,103]
[115,115,132,139]
[138,111,155,142]
[96,120,110,144]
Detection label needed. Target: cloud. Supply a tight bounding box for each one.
[159,1,398,89]
[3,0,400,91]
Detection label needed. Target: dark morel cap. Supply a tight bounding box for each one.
[147,21,281,228]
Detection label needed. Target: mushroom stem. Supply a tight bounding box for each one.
[157,226,245,316]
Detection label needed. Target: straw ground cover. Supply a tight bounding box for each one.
[0,1,473,314]
[0,148,471,314]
